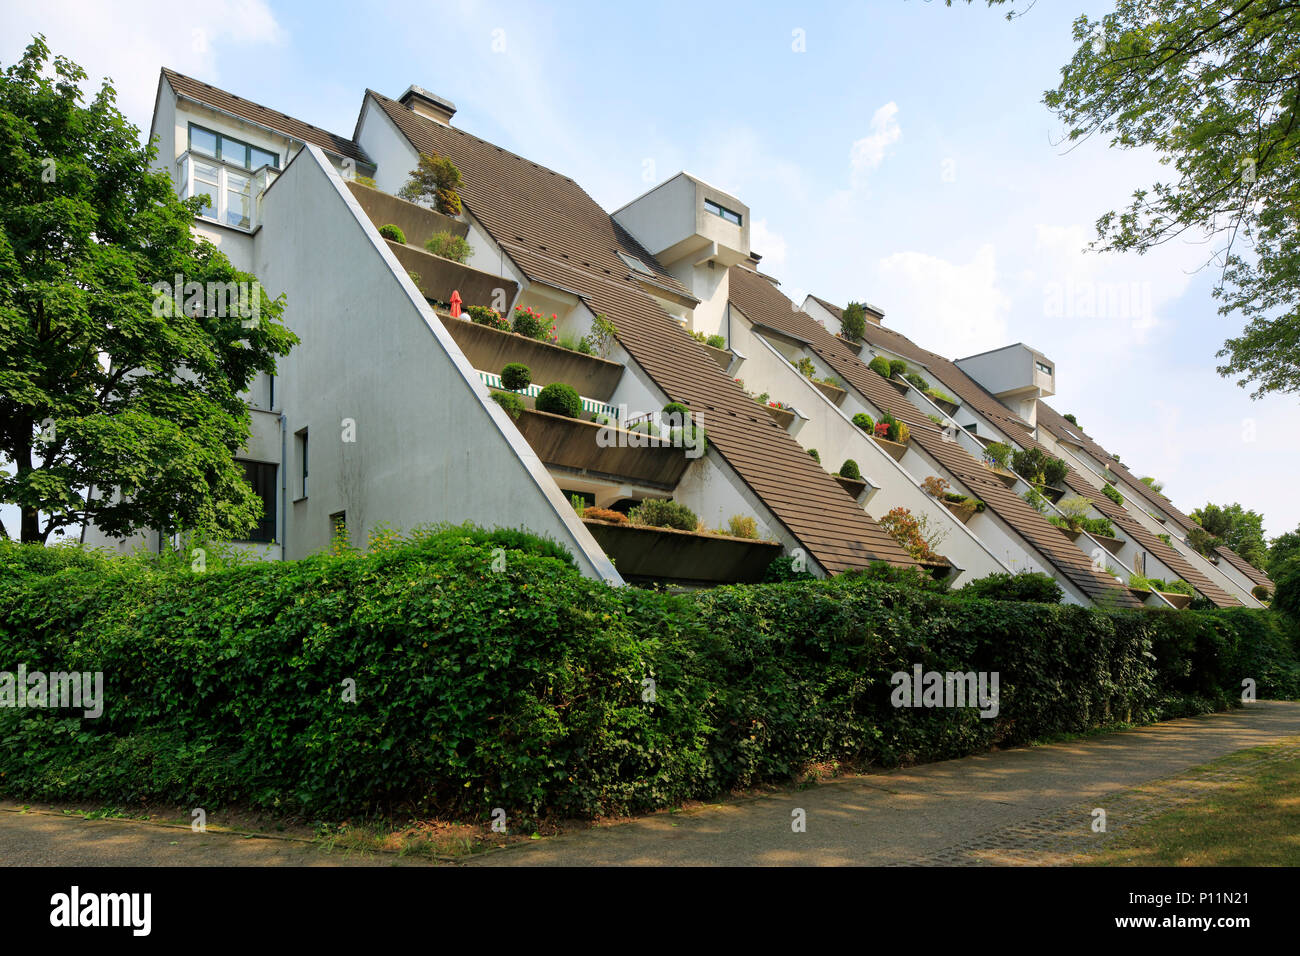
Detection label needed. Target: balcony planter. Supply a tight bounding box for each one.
[441,315,624,402]
[942,500,977,524]
[387,240,518,311]
[933,397,960,416]
[583,519,781,585]
[872,435,908,462]
[1056,525,1083,541]
[1090,533,1125,556]
[701,342,732,371]
[835,474,868,500]
[513,408,692,489]
[982,463,1019,488]
[763,405,796,429]
[1156,591,1193,609]
[813,380,847,405]
[347,180,468,250]
[836,335,864,354]
[1035,483,1066,505]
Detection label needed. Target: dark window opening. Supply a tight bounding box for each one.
[238,460,277,542]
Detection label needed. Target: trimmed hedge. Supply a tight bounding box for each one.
[0,534,1296,823]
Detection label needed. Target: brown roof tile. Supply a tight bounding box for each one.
[728,270,1146,608]
[162,68,370,164]
[1215,545,1274,588]
[370,93,914,573]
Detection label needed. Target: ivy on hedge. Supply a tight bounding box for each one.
[0,531,1295,823]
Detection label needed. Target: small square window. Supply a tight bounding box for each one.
[190,125,218,157]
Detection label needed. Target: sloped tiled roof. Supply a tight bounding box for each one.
[729,269,1147,608]
[369,92,914,573]
[806,296,1242,608]
[162,69,370,164]
[1216,546,1274,588]
[1034,401,1200,533]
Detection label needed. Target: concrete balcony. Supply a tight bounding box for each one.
[442,315,625,402]
[583,519,781,585]
[388,241,516,310]
[346,180,467,249]
[513,409,694,489]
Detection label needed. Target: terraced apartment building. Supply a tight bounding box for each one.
[82,69,1273,607]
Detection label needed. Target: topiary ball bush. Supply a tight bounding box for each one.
[378,224,406,243]
[500,363,531,391]
[839,459,862,480]
[535,382,582,418]
[868,356,892,378]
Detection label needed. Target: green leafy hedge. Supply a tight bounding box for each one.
[0,534,1295,823]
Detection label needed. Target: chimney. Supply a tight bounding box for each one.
[399,86,456,125]
[862,303,885,326]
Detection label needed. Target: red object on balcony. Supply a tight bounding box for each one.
[450,290,462,317]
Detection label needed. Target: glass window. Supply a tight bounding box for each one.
[250,146,279,170]
[238,460,277,543]
[190,125,218,157]
[1036,361,1053,375]
[704,198,742,226]
[218,135,249,168]
[225,170,251,228]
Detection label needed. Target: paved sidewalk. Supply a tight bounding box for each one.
[470,701,1300,866]
[2,702,1296,867]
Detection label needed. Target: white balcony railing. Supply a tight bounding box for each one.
[177,150,278,232]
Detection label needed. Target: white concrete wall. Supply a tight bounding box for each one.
[254,145,620,580]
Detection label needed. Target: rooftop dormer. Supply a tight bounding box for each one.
[612,172,750,276]
[954,343,1055,427]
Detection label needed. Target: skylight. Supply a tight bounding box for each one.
[617,251,657,276]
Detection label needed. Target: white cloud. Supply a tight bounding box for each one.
[750,218,787,267]
[850,102,901,184]
[876,244,1010,358]
[0,0,285,131]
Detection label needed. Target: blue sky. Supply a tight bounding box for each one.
[3,0,1297,538]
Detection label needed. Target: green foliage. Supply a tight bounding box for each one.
[0,39,298,544]
[761,555,815,582]
[888,359,909,378]
[534,383,581,418]
[839,302,867,342]
[1102,483,1124,506]
[1270,526,1300,573]
[726,514,758,539]
[662,402,690,422]
[795,356,817,378]
[956,571,1064,605]
[378,223,406,243]
[629,498,697,531]
[397,152,463,215]
[838,459,861,480]
[807,448,820,463]
[1041,1,1300,397]
[500,363,531,391]
[706,334,727,350]
[1274,555,1300,621]
[1080,516,1116,538]
[905,372,929,391]
[839,560,952,594]
[511,306,553,340]
[587,314,618,359]
[878,411,901,443]
[489,390,525,419]
[466,305,509,331]
[852,413,874,433]
[1063,413,1078,426]
[1140,476,1165,495]
[868,356,892,378]
[1,533,1296,821]
[424,231,471,263]
[1022,486,1048,514]
[925,387,958,406]
[984,442,1013,470]
[1010,447,1068,486]
[1187,525,1223,558]
[1192,503,1268,569]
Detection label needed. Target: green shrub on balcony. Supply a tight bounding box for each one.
[397,152,463,215]
[489,390,525,419]
[500,363,531,391]
[512,306,555,340]
[984,441,1013,470]
[378,223,406,243]
[955,571,1064,604]
[905,372,929,391]
[727,514,758,539]
[1103,483,1124,505]
[808,448,820,463]
[706,334,726,349]
[867,356,892,378]
[425,231,472,263]
[888,359,909,378]
[535,383,582,418]
[852,412,874,433]
[840,302,867,342]
[629,498,698,531]
[467,305,509,331]
[839,459,862,480]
